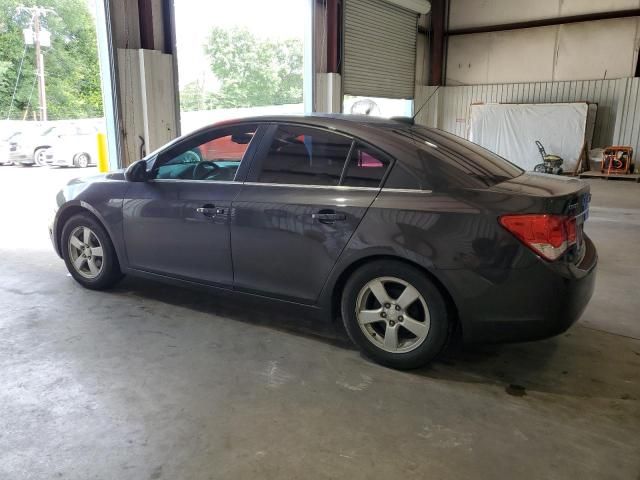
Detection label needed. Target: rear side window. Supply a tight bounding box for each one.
[395,126,523,188]
[342,143,391,188]
[255,126,353,186]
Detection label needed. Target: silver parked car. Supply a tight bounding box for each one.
[10,124,91,166]
[1,131,21,165]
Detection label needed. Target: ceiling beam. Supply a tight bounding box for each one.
[447,9,640,36]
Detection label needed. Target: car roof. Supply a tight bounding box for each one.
[218,113,410,129]
[184,114,426,147]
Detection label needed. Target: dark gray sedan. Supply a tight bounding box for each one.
[50,115,597,369]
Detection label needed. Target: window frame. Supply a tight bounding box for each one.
[246,123,395,189]
[148,122,267,183]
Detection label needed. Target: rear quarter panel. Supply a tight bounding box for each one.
[319,187,550,334]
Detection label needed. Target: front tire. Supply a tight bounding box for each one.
[34,148,48,167]
[61,213,123,290]
[74,153,90,168]
[341,260,450,369]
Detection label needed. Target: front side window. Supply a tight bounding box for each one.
[255,126,353,186]
[154,124,257,181]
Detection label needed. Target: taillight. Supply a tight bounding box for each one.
[499,214,577,261]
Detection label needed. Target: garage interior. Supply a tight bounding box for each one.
[1,0,640,478]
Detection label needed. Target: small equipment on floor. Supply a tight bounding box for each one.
[601,146,634,175]
[533,140,564,174]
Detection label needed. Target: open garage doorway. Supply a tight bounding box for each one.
[0,0,105,173]
[173,0,309,134]
[0,0,108,252]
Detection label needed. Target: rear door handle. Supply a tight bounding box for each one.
[312,210,346,224]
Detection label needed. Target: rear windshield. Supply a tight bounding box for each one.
[395,126,523,188]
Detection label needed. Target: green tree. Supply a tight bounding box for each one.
[0,0,102,120]
[195,27,302,109]
[180,80,219,112]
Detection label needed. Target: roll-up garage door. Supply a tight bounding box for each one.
[343,0,418,99]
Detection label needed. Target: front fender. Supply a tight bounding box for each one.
[52,179,127,267]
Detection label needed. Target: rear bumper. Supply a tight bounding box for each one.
[441,236,597,344]
[10,152,31,164]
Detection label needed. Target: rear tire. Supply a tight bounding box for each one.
[341,260,450,369]
[61,213,123,290]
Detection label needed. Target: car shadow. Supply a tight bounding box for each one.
[110,277,638,401]
[415,333,638,400]
[110,276,354,349]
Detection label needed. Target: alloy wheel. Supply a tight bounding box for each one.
[68,226,104,279]
[356,276,430,353]
[35,149,48,167]
[76,153,90,168]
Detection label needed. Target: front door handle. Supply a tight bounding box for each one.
[312,210,346,224]
[196,204,224,217]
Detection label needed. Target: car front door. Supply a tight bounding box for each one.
[231,124,392,303]
[123,123,263,287]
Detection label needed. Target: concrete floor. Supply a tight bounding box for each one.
[1,165,639,480]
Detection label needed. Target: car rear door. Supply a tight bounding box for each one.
[123,123,264,287]
[230,124,392,304]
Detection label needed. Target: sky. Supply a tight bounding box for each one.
[174,0,307,88]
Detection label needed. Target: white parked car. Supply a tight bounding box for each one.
[10,123,98,166]
[44,128,100,168]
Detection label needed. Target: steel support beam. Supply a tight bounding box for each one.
[428,0,445,86]
[161,0,180,133]
[137,0,155,50]
[326,0,340,73]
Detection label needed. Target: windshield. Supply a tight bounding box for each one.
[40,126,56,136]
[396,126,523,188]
[4,131,20,141]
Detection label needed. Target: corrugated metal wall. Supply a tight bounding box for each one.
[614,78,640,153]
[415,78,640,156]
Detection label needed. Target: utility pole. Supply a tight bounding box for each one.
[33,12,47,121]
[18,6,54,121]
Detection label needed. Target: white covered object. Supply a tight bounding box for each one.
[469,103,589,171]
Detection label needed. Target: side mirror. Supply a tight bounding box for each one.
[124,159,149,182]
